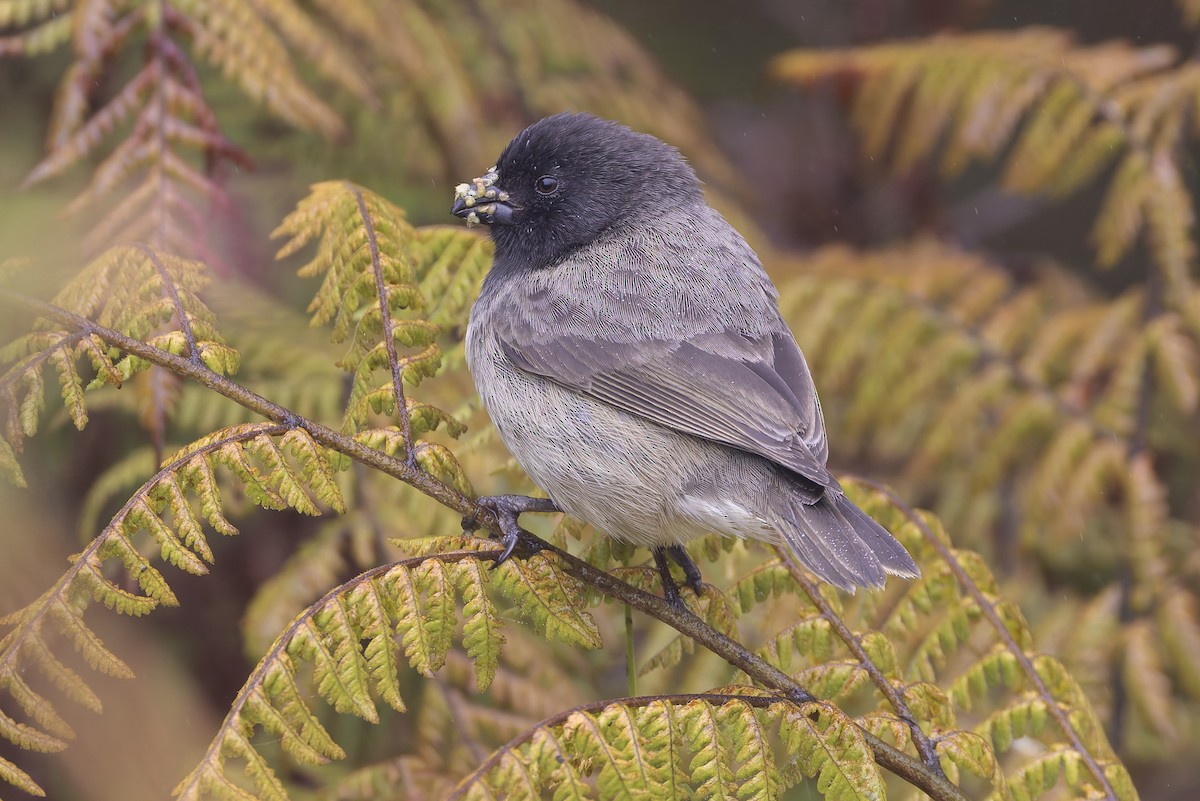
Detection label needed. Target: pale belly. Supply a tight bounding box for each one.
[466,325,780,549]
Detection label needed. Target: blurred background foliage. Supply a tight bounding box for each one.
[2,0,1200,799]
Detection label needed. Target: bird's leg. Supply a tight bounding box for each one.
[666,545,704,596]
[652,547,686,610]
[462,495,560,567]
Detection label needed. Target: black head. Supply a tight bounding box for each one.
[451,113,703,269]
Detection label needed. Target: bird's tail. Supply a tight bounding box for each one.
[779,490,919,591]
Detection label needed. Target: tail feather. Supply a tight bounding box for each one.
[835,495,920,578]
[780,490,919,592]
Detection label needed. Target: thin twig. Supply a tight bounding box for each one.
[350,184,415,461]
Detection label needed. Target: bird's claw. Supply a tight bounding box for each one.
[653,546,704,612]
[662,582,687,612]
[464,495,559,568]
[667,544,705,597]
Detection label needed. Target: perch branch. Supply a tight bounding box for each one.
[0,289,967,801]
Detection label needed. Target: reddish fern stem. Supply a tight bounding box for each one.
[351,183,416,462]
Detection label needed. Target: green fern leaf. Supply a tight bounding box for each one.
[0,668,74,741]
[0,705,68,753]
[307,600,379,722]
[48,596,134,678]
[937,729,1010,799]
[455,558,505,691]
[492,552,602,650]
[391,562,450,676]
[0,752,43,798]
[347,573,407,713]
[681,700,739,801]
[725,702,778,801]
[757,617,836,674]
[16,629,103,713]
[1,246,234,454]
[565,708,651,801]
[0,436,24,486]
[526,726,593,801]
[1159,590,1200,699]
[775,702,884,801]
[635,700,689,800]
[242,678,343,766]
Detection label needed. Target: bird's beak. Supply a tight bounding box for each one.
[451,166,515,226]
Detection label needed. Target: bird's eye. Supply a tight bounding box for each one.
[535,175,559,195]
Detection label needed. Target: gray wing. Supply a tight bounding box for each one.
[498,325,838,490]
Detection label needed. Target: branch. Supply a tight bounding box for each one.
[0,288,480,520]
[0,289,966,801]
[534,541,967,801]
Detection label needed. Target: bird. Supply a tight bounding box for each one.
[451,112,918,606]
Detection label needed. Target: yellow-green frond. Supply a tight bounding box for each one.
[0,246,234,466]
[771,28,1199,306]
[0,422,344,798]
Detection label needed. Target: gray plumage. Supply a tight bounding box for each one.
[453,113,918,591]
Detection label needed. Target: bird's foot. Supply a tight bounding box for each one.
[653,547,702,612]
[666,545,705,597]
[463,495,560,567]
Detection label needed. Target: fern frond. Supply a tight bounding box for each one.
[454,694,884,801]
[319,0,744,226]
[772,241,1197,753]
[6,0,376,255]
[179,0,345,139]
[402,534,603,650]
[175,544,599,801]
[241,521,355,659]
[1159,589,1200,700]
[0,422,342,798]
[0,245,234,466]
[771,28,1200,328]
[0,4,71,56]
[869,488,1133,801]
[0,435,24,486]
[456,557,505,690]
[638,483,1133,801]
[275,183,481,443]
[0,752,42,798]
[173,284,347,433]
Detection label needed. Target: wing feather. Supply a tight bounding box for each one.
[498,326,837,490]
